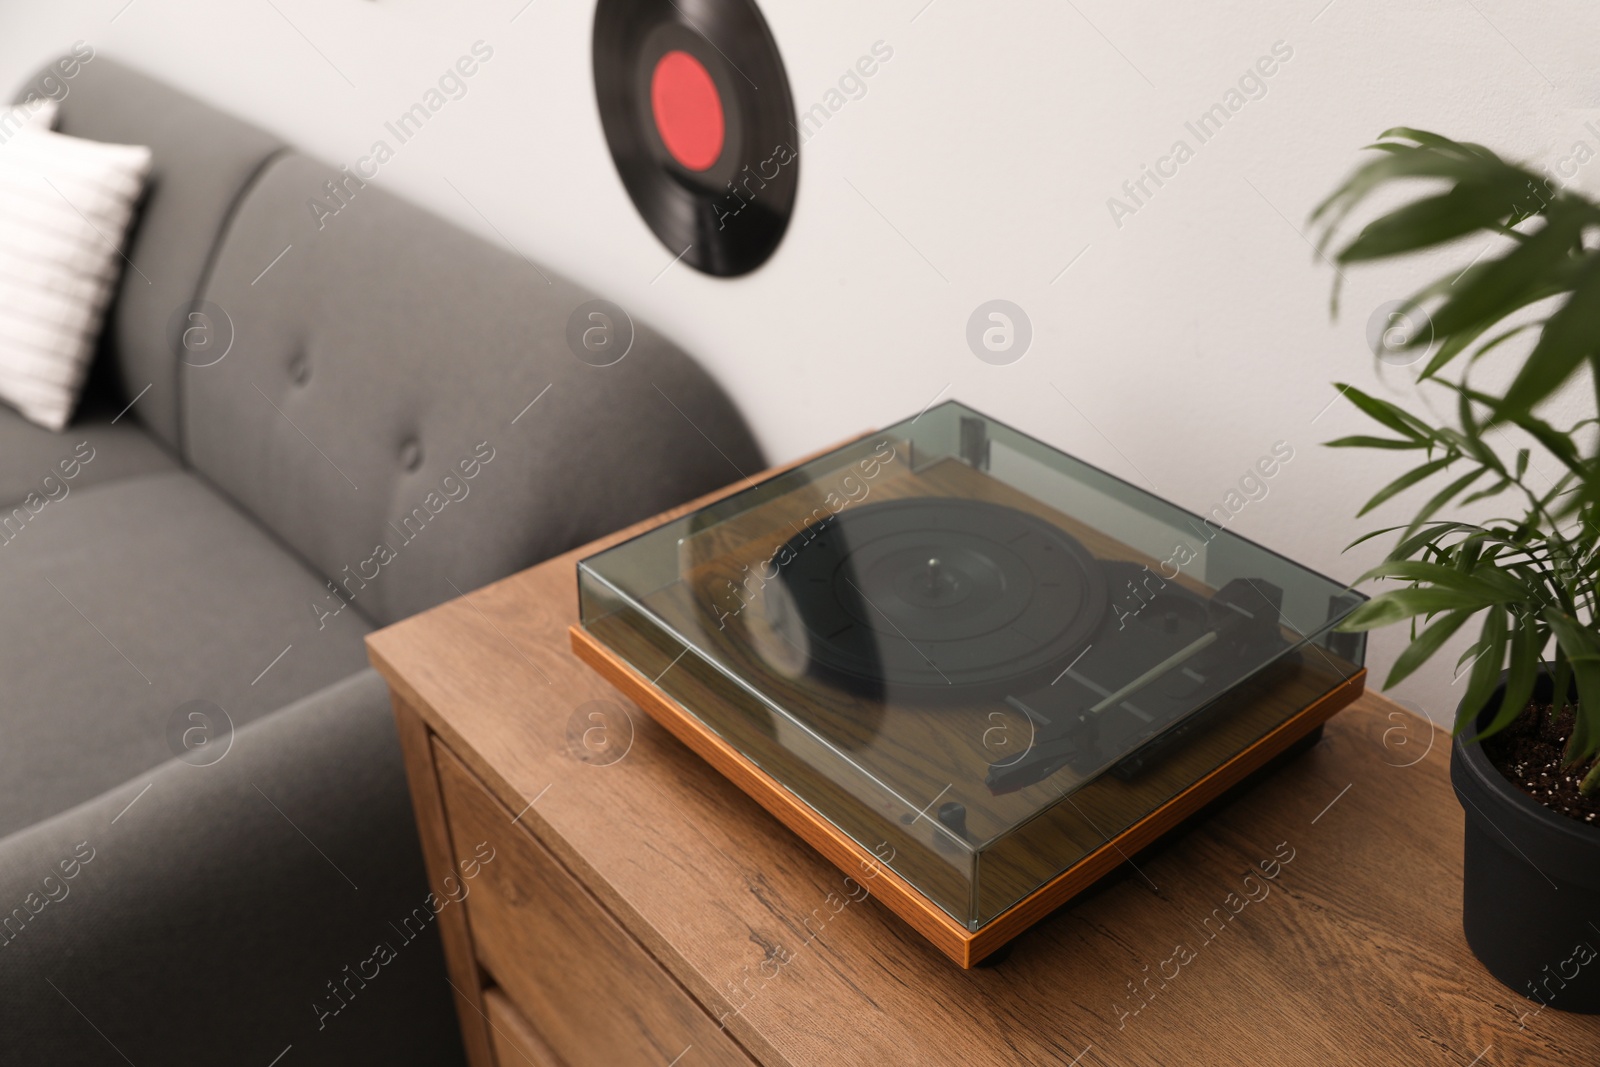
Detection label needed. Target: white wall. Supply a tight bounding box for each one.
[6,0,1599,729]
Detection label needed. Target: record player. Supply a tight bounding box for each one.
[570,402,1367,966]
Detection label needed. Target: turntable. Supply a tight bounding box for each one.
[570,402,1366,966]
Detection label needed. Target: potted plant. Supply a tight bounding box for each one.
[1313,128,1600,1013]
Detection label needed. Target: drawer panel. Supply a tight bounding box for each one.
[434,742,751,1067]
[485,988,565,1067]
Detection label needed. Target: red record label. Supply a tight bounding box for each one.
[649,50,725,172]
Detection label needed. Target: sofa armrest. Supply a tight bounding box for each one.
[0,669,465,1066]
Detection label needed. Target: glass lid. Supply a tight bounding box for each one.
[577,401,1365,927]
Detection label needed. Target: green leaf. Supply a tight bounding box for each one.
[1385,521,1476,562]
[1355,559,1526,600]
[1497,254,1600,418]
[1312,148,1474,230]
[1336,384,1433,440]
[1428,206,1586,339]
[1511,415,1584,477]
[1325,434,1430,451]
[1386,609,1473,687]
[1464,392,1588,472]
[1344,524,1408,552]
[1402,466,1490,540]
[1358,456,1455,516]
[1553,656,1574,712]
[1312,138,1514,238]
[1452,388,1503,474]
[1459,478,1512,506]
[1376,128,1500,162]
[1470,321,1546,369]
[1338,586,1506,631]
[1456,637,1488,672]
[1340,180,1527,262]
[1426,317,1552,383]
[1543,612,1600,663]
[1466,609,1541,743]
[1546,611,1600,762]
[1455,606,1509,734]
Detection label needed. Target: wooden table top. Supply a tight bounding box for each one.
[368,482,1600,1067]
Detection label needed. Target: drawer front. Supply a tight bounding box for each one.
[434,743,751,1067]
[485,988,565,1067]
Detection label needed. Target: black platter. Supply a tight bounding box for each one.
[771,498,1108,699]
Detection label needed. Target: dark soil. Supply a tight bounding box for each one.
[1481,703,1600,826]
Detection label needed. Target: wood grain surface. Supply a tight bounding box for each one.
[367,467,1600,1067]
[570,621,1362,968]
[484,988,567,1067]
[434,743,754,1067]
[391,695,498,1067]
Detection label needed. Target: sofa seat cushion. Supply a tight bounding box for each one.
[0,669,464,1066]
[0,469,371,838]
[0,384,177,514]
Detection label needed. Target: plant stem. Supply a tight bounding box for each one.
[1581,757,1600,797]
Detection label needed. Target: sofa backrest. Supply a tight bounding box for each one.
[189,151,762,624]
[15,54,286,450]
[17,54,762,626]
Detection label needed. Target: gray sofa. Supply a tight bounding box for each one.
[1,55,761,1063]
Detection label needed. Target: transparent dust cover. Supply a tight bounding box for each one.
[577,402,1365,930]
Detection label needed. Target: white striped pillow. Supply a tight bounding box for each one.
[0,122,150,430]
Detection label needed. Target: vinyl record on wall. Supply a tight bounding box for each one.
[593,0,798,277]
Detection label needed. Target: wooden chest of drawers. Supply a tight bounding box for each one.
[367,471,1600,1067]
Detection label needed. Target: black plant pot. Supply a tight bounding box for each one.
[1451,669,1600,1013]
